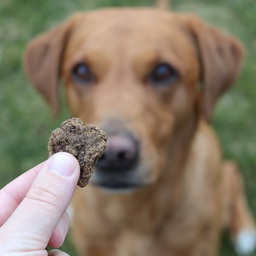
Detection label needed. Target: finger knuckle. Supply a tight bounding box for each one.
[26,186,62,209]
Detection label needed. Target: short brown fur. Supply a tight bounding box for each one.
[24,8,255,256]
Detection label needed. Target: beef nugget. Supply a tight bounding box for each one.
[48,116,108,187]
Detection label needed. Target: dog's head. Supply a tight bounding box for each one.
[24,9,244,191]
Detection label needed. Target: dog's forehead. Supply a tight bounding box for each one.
[68,9,191,50]
[65,9,197,71]
[74,8,176,29]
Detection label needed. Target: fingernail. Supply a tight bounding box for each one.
[48,153,76,177]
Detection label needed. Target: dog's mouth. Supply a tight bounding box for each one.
[92,179,142,192]
[89,163,153,193]
[90,169,145,192]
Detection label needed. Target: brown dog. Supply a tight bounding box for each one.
[23,7,256,256]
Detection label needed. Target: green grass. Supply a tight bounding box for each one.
[0,0,256,255]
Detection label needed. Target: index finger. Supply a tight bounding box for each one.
[0,160,46,226]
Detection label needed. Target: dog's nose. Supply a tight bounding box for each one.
[96,134,139,172]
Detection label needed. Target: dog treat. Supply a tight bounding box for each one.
[48,116,108,187]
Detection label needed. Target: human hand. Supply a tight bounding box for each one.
[0,152,80,256]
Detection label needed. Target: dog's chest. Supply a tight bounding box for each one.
[115,230,158,256]
[113,221,215,256]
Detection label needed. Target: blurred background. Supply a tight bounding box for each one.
[0,0,256,255]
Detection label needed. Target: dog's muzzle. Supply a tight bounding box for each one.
[91,131,141,190]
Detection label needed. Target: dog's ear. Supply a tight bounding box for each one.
[179,14,244,122]
[23,15,83,117]
[23,24,68,117]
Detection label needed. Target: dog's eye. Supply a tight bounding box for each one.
[71,63,94,84]
[149,63,179,86]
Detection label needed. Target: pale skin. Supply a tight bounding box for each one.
[0,152,80,256]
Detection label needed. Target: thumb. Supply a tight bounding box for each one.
[0,152,80,253]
